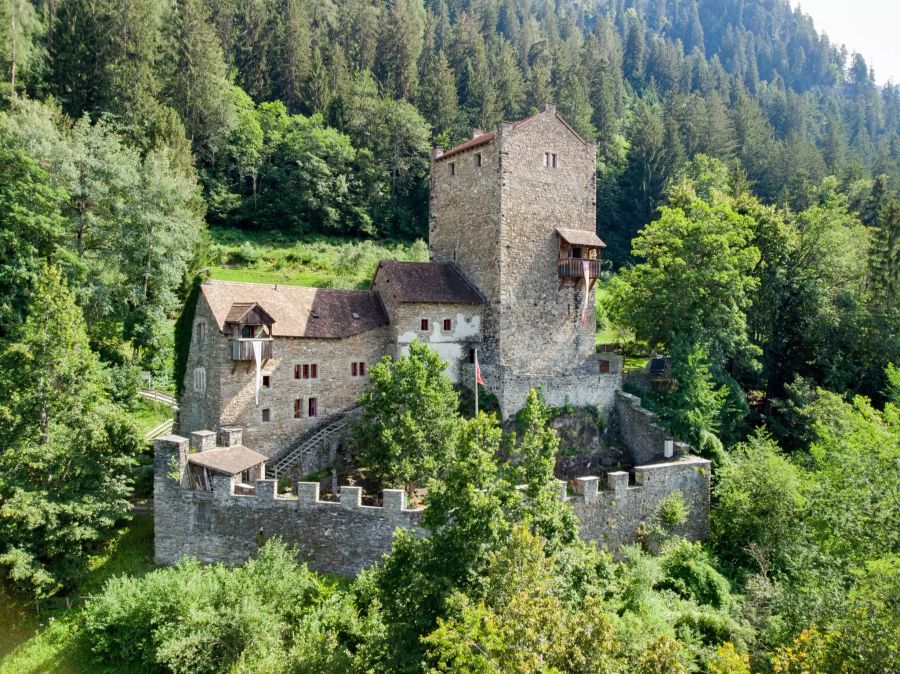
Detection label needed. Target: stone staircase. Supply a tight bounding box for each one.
[270,407,359,479]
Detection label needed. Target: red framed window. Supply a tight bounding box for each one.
[262,408,271,422]
[359,362,365,377]
[310,364,317,379]
[294,399,302,418]
[308,397,318,418]
[442,318,452,332]
[351,362,358,377]
[420,318,429,331]
[294,364,300,379]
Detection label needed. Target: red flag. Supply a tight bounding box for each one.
[475,350,485,386]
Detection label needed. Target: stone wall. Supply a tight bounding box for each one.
[155,436,425,575]
[178,296,391,458]
[156,433,711,575]
[569,456,711,550]
[614,390,690,465]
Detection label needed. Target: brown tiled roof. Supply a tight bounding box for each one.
[556,227,607,248]
[374,261,484,304]
[224,302,275,326]
[436,132,495,160]
[201,281,388,339]
[188,445,267,475]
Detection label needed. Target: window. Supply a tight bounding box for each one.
[351,361,367,378]
[420,318,430,332]
[442,318,453,332]
[193,367,206,393]
[294,363,318,379]
[308,397,318,418]
[195,321,207,343]
[468,349,476,364]
[294,398,302,418]
[474,152,482,167]
[599,360,610,374]
[241,469,250,483]
[449,161,455,176]
[262,375,271,388]
[544,152,557,168]
[241,325,255,338]
[262,408,271,422]
[572,247,582,259]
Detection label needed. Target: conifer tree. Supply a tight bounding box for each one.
[418,50,459,141]
[275,0,312,113]
[622,10,645,86]
[493,38,525,119]
[377,0,425,101]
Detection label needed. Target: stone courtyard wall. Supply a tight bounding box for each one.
[156,433,711,576]
[614,389,690,465]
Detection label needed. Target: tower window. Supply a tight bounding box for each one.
[262,408,271,422]
[474,152,482,167]
[294,398,302,418]
[262,375,271,388]
[294,363,317,379]
[442,318,452,332]
[193,367,206,393]
[308,397,318,418]
[195,321,207,343]
[544,152,557,168]
[420,318,429,332]
[449,161,455,176]
[351,361,366,378]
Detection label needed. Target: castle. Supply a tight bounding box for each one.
[158,106,711,573]
[179,104,620,463]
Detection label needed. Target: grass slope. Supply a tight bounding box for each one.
[206,227,429,289]
[0,516,155,674]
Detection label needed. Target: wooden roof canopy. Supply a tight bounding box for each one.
[188,445,268,476]
[555,227,607,249]
[224,302,275,327]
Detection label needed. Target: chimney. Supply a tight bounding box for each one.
[471,128,484,139]
[543,102,557,114]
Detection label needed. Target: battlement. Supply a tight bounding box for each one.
[615,390,690,464]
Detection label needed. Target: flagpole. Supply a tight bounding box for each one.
[474,348,479,416]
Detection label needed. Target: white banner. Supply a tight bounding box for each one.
[252,339,262,404]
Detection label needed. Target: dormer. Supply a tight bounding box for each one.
[556,228,606,290]
[224,302,275,361]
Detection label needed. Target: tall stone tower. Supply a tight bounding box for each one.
[429,104,618,416]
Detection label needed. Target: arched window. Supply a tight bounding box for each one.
[193,367,206,393]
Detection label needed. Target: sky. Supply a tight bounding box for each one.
[794,0,899,85]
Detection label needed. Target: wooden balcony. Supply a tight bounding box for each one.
[558,258,601,280]
[230,338,273,361]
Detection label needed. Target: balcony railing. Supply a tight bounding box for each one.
[230,338,274,361]
[558,258,601,280]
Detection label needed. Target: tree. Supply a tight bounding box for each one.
[661,342,725,456]
[159,0,234,163]
[609,164,761,370]
[417,50,460,141]
[355,339,460,493]
[0,116,68,337]
[376,0,425,101]
[0,265,141,594]
[0,0,43,100]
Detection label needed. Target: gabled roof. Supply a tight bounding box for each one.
[434,105,589,161]
[224,302,275,326]
[201,281,388,339]
[374,261,484,304]
[556,227,607,248]
[188,445,267,476]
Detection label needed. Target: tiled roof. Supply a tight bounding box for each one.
[556,227,607,248]
[201,281,388,339]
[374,261,484,304]
[435,132,495,160]
[188,445,267,475]
[224,302,275,325]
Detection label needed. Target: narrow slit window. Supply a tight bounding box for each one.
[474,152,482,167]
[351,362,358,377]
[449,161,456,176]
[262,408,271,422]
[551,153,557,167]
[308,397,318,418]
[543,152,549,167]
[310,363,317,379]
[469,349,476,364]
[359,362,366,377]
[294,364,301,379]
[294,398,302,418]
[302,364,309,379]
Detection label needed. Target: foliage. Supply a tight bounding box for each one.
[0,265,142,595]
[356,340,461,492]
[172,275,201,398]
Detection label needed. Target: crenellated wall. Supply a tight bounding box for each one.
[154,436,425,575]
[568,457,711,550]
[156,431,711,576]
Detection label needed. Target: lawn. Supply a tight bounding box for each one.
[206,227,428,289]
[0,516,155,674]
[128,399,173,436]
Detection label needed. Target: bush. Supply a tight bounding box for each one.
[657,541,734,610]
[106,362,143,410]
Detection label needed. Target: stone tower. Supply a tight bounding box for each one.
[429,104,617,416]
